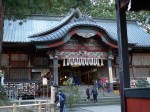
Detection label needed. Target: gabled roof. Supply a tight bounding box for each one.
[3,8,150,48]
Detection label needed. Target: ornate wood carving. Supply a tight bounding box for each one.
[48,38,107,59]
[48,38,107,66]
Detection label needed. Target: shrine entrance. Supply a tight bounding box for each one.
[58,64,108,85]
[48,36,112,86]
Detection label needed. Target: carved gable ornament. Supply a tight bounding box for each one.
[76,29,97,38]
[48,38,107,66]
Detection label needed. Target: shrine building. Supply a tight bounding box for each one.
[1,8,150,96]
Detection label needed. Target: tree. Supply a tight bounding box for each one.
[3,0,150,28]
[63,82,81,110]
[135,78,150,88]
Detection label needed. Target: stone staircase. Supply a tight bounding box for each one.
[71,85,120,107]
[76,97,120,107]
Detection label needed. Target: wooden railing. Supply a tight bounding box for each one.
[0,99,53,112]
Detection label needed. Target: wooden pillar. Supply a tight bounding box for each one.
[47,54,58,112]
[115,0,130,112]
[53,55,58,86]
[114,65,117,78]
[7,54,11,79]
[28,55,32,80]
[132,66,135,78]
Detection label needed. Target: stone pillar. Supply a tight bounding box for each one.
[50,55,58,112]
[50,86,56,112]
[107,51,114,92]
[108,59,113,92]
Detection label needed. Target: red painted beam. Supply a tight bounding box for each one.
[126,98,150,112]
[97,32,118,48]
[47,41,65,48]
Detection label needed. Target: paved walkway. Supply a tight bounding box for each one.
[56,105,121,112]
[56,85,121,112]
[60,85,120,99]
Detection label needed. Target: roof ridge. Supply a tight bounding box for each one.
[29,8,78,38]
[29,8,97,38]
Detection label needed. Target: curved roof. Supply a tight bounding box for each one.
[3,8,150,47]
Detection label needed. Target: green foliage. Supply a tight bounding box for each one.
[0,85,10,106]
[4,0,52,19]
[90,0,116,18]
[4,0,92,18]
[62,82,81,110]
[3,0,150,33]
[135,78,150,88]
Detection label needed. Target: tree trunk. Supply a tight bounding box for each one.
[0,0,4,69]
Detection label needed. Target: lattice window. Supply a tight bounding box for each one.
[133,67,149,78]
[143,54,150,65]
[1,54,9,66]
[132,53,150,65]
[11,54,28,61]
[33,57,49,66]
[10,69,29,79]
[115,67,133,78]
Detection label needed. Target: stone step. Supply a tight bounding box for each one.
[68,97,120,107]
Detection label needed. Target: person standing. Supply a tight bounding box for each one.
[86,85,90,101]
[91,87,98,103]
[101,76,107,87]
[97,79,102,92]
[55,90,66,112]
[94,79,98,88]
[101,76,107,96]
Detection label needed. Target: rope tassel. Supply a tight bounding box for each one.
[101,59,104,66]
[63,59,66,66]
[97,59,100,66]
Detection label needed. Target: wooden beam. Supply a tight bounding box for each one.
[115,0,130,112]
[121,0,150,11]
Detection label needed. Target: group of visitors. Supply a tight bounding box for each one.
[54,76,111,111]
[86,76,111,102]
[95,76,111,93]
[86,85,98,102]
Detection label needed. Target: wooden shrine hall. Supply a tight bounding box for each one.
[1,8,150,97]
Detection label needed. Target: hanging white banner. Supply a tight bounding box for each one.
[43,78,47,85]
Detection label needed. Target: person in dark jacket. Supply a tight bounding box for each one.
[91,87,98,102]
[86,85,90,101]
[55,90,66,112]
